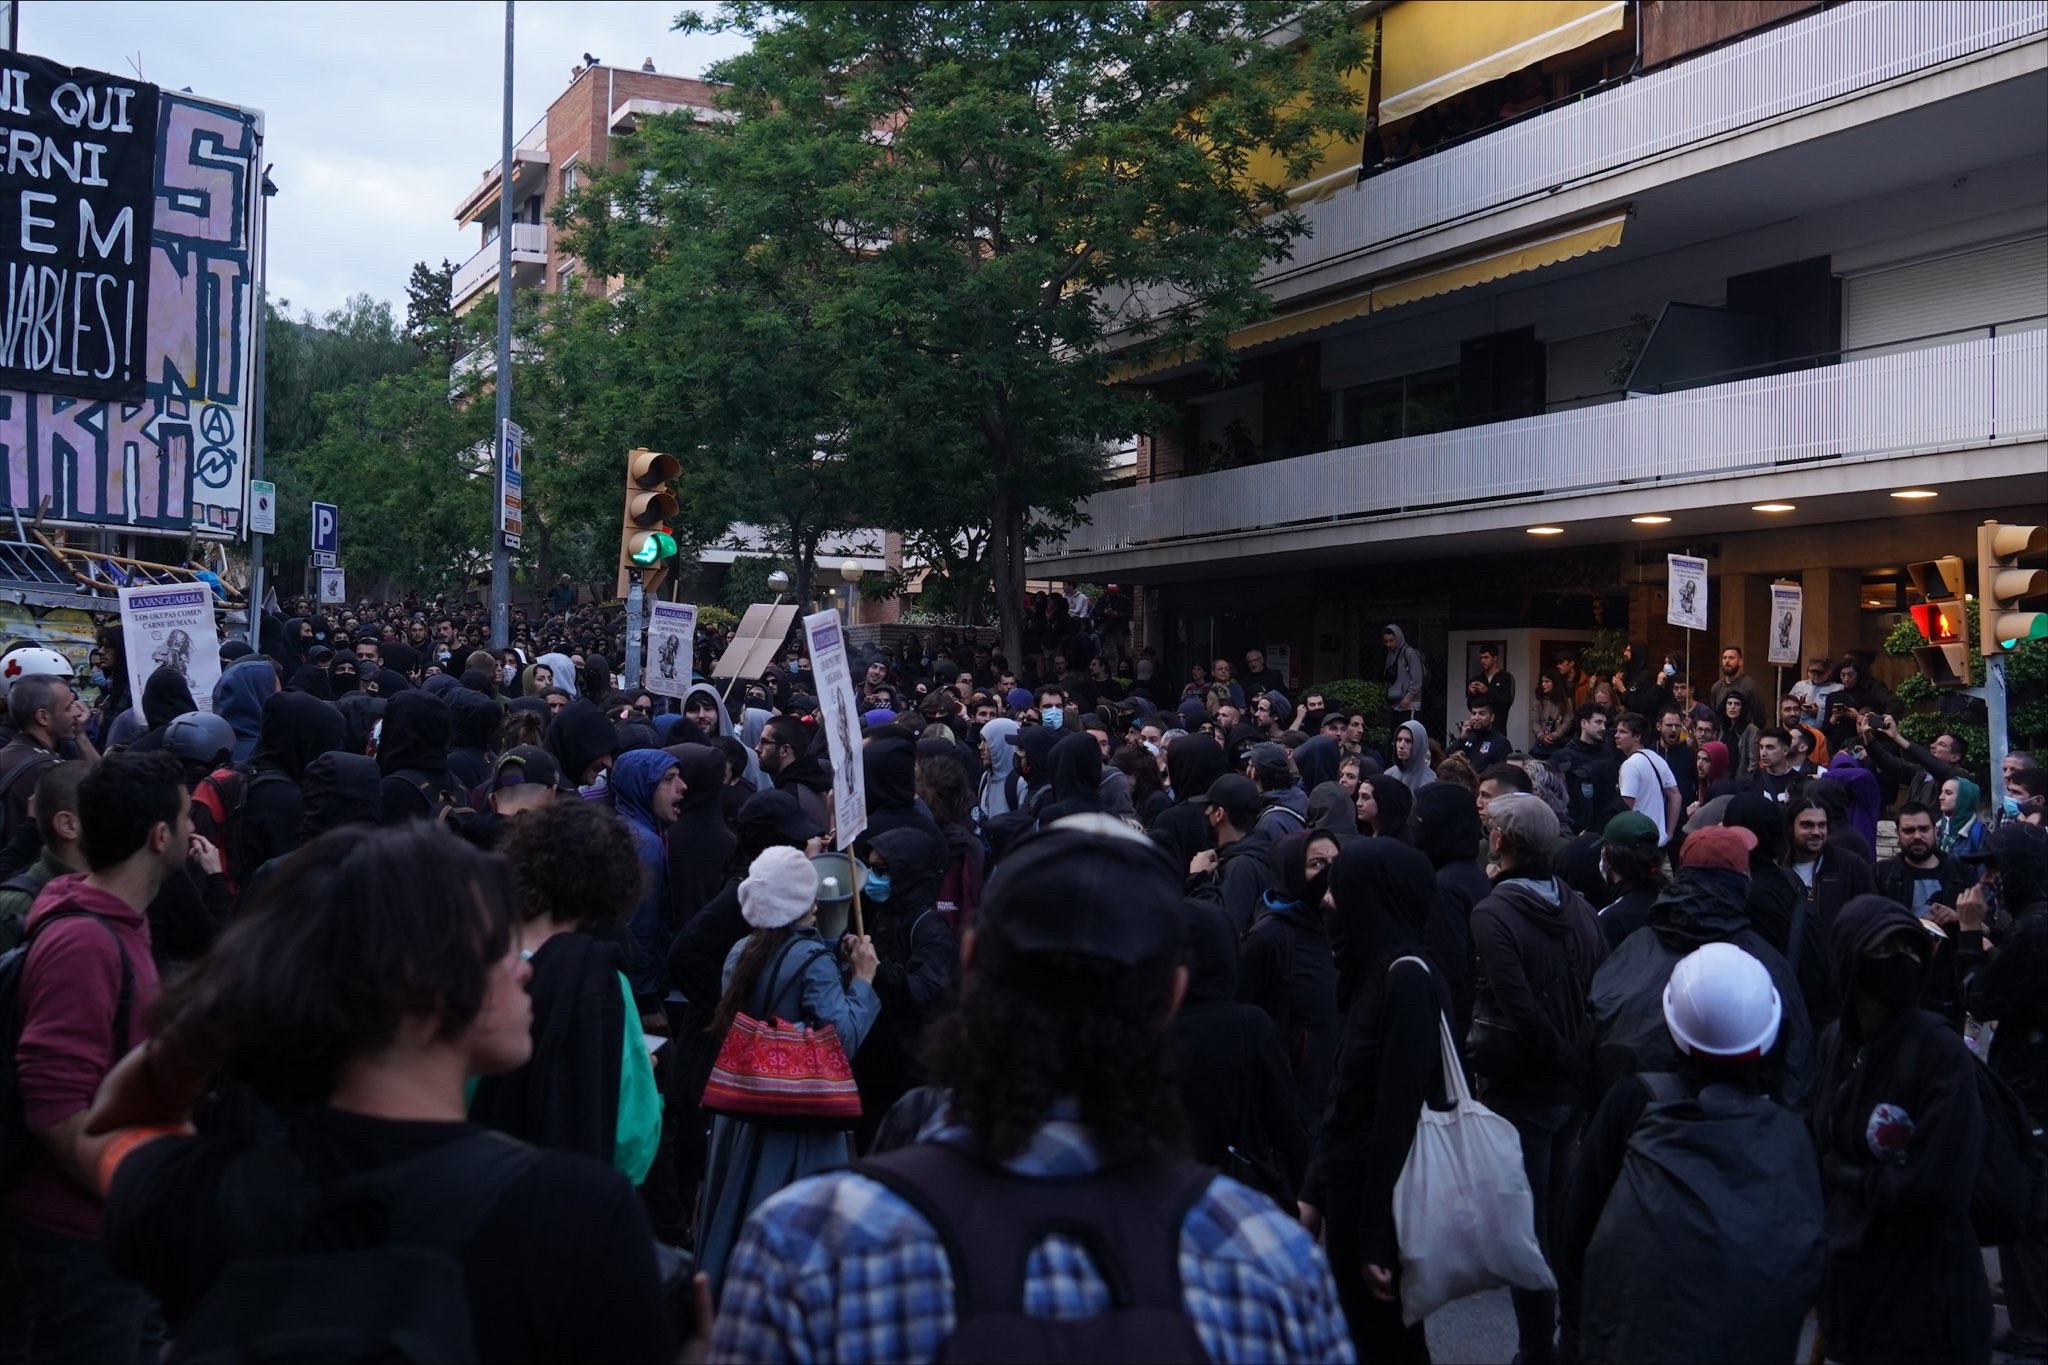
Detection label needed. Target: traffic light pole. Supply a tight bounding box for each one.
[1987,653,2009,812]
[623,570,644,692]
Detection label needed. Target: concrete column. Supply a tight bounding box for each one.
[1715,572,1774,678]
[1802,569,1863,668]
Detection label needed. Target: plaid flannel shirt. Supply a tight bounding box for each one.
[709,1115,1355,1364]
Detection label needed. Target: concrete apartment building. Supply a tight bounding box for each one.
[448,57,899,615]
[1031,0,2048,745]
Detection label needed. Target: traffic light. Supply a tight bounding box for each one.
[619,447,680,598]
[1905,555,1971,688]
[1978,520,2048,655]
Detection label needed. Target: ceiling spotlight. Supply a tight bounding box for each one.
[1752,503,1796,513]
[1889,489,1938,500]
[1526,525,1565,536]
[1630,514,1672,525]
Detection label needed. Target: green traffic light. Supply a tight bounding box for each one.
[629,530,678,566]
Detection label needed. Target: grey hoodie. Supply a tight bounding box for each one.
[1384,624,1426,709]
[1394,719,1436,792]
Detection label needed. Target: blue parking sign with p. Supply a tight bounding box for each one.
[312,502,339,568]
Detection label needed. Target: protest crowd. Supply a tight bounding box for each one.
[0,587,2042,1364]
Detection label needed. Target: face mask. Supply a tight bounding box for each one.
[578,770,610,798]
[1858,953,1922,1011]
[1301,869,1331,908]
[864,872,893,903]
[501,666,518,686]
[1042,707,1064,731]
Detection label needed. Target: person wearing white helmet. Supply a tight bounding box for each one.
[1561,941,1825,1365]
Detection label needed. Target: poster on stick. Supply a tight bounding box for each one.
[803,608,866,850]
[644,601,697,698]
[117,582,219,714]
[1666,555,1709,631]
[1768,582,1803,667]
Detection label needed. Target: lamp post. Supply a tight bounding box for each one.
[839,559,864,621]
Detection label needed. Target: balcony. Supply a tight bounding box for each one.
[451,223,547,310]
[1266,1,2048,295]
[1038,325,2048,568]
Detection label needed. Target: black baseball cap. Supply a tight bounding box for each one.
[979,816,1186,968]
[736,788,824,845]
[1192,773,1261,816]
[493,744,561,790]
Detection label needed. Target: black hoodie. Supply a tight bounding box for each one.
[662,743,736,934]
[442,686,500,796]
[243,691,347,876]
[1239,830,1340,1136]
[1810,894,1989,1365]
[546,699,617,790]
[1166,736,1228,804]
[1468,870,1607,1106]
[1174,899,1309,1203]
[1963,825,2048,1118]
[853,827,958,1148]
[1036,732,1106,825]
[376,692,456,824]
[1314,839,1454,1273]
[1412,783,1490,1041]
[124,666,200,756]
[855,738,946,856]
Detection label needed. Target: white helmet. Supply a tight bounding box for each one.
[0,646,75,694]
[1663,942,1782,1060]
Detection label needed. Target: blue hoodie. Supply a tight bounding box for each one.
[212,656,279,764]
[610,748,679,1004]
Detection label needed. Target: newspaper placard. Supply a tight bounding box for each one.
[644,601,698,698]
[1768,582,1803,667]
[318,567,346,605]
[118,583,220,714]
[803,608,867,850]
[1666,554,1709,631]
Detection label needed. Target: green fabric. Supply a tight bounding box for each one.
[614,973,661,1186]
[1940,777,1982,852]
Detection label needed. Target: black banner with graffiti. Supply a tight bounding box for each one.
[0,51,159,401]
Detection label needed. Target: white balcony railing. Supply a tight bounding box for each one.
[1276,0,2048,282]
[451,222,548,306]
[1046,328,2048,558]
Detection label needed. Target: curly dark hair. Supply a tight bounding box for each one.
[923,943,1188,1164]
[1107,745,1165,810]
[501,798,642,929]
[150,824,516,1107]
[497,709,548,751]
[916,751,974,828]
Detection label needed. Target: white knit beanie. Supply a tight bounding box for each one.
[740,844,818,929]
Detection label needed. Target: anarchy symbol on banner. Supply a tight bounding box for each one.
[195,405,238,490]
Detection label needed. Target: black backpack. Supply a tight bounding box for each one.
[169,1130,541,1364]
[1896,1020,2048,1246]
[388,769,470,825]
[1579,1073,1824,1365]
[852,1141,1212,1363]
[0,910,133,1187]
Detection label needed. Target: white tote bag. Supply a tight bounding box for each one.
[1389,957,1556,1326]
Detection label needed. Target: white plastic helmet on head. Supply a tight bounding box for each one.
[1663,942,1782,1060]
[0,646,75,695]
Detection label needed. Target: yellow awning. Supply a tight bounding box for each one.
[1238,46,1377,205]
[1112,210,1627,381]
[1380,0,1627,123]
[1368,211,1627,312]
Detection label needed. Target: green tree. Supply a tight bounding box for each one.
[568,1,1367,662]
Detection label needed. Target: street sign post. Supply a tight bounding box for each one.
[248,481,276,536]
[311,501,339,570]
[500,420,524,550]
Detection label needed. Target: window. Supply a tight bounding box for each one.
[560,157,581,197]
[556,259,579,295]
[1341,366,1459,442]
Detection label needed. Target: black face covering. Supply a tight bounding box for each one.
[1857,952,1923,1011]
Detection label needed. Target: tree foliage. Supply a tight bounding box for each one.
[561,1,1367,661]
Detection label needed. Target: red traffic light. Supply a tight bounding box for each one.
[1910,602,1961,644]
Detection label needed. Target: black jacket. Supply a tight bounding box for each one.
[1792,844,1877,930]
[1967,899,2048,1120]
[1873,851,1973,913]
[244,691,346,875]
[1549,738,1619,835]
[469,932,626,1163]
[853,828,959,1147]
[1175,901,1309,1205]
[1238,892,1340,1137]
[1810,895,1989,1364]
[1194,826,1277,937]
[1468,875,1607,1106]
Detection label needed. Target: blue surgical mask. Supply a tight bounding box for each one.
[1042,707,1064,730]
[864,872,892,903]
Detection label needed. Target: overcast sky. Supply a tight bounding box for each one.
[23,1,749,318]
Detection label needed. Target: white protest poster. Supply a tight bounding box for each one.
[119,583,222,713]
[803,608,867,850]
[1666,555,1709,631]
[318,568,347,605]
[1768,582,1803,667]
[645,601,698,698]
